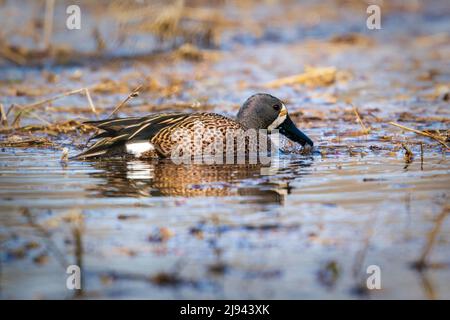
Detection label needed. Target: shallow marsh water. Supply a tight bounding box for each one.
[0,0,449,299]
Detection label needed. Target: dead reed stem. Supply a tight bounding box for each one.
[6,87,98,127]
[389,121,449,149]
[19,88,85,111]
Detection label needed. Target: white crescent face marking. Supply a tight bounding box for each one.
[125,141,154,157]
[267,103,287,132]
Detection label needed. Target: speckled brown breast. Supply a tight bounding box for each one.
[149,113,247,158]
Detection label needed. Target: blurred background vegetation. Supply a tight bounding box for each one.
[1,0,440,66]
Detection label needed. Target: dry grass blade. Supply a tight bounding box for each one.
[389,121,449,149]
[84,88,97,115]
[108,84,143,119]
[352,105,370,134]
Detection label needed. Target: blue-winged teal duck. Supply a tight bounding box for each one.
[74,93,313,159]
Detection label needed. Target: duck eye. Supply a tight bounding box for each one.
[272,104,281,111]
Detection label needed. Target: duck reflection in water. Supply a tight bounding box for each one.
[86,158,312,205]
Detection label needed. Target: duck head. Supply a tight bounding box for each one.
[237,93,313,147]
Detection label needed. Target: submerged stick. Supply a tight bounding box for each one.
[107,84,142,119]
[389,122,449,149]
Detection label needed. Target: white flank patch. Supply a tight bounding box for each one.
[125,141,154,157]
[267,104,287,131]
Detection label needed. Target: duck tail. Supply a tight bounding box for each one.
[71,136,128,159]
[71,118,140,159]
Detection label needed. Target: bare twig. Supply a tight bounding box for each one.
[389,122,449,149]
[84,88,97,115]
[107,84,142,119]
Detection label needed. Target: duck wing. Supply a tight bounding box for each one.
[74,113,190,159]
